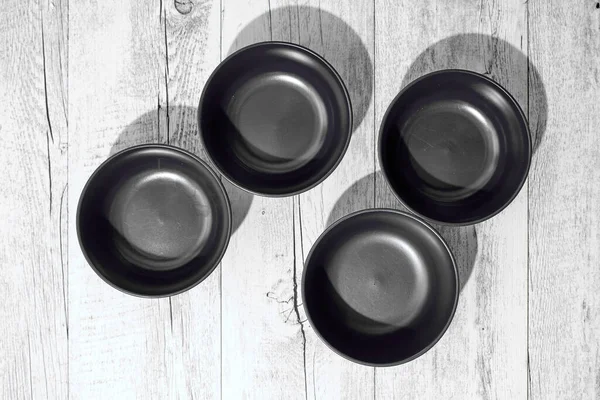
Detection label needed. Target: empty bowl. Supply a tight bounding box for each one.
[199,41,352,196]
[379,69,531,225]
[77,145,231,297]
[302,209,458,366]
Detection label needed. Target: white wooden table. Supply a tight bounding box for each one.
[1,0,599,398]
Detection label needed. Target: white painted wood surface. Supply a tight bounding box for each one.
[68,0,222,398]
[528,1,600,399]
[374,1,529,399]
[1,0,599,398]
[220,3,300,398]
[0,0,68,399]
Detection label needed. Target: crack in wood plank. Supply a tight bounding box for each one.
[162,4,170,144]
[292,196,308,400]
[59,184,68,337]
[46,128,53,214]
[40,16,55,144]
[267,0,272,41]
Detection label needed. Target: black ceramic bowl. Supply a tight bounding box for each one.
[77,145,231,297]
[379,70,531,225]
[302,209,458,366]
[199,42,352,196]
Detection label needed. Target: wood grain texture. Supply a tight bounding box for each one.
[0,0,68,398]
[68,0,220,398]
[288,2,376,399]
[161,1,222,398]
[68,1,167,397]
[220,2,377,398]
[219,2,302,398]
[528,1,600,398]
[374,0,528,398]
[2,0,599,397]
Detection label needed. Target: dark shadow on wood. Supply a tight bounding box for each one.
[110,107,253,234]
[400,34,547,154]
[229,6,373,134]
[327,172,477,292]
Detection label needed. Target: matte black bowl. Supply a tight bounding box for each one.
[77,145,231,297]
[199,42,352,196]
[379,70,531,225]
[302,209,458,366]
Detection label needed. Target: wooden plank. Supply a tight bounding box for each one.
[528,1,600,398]
[163,0,222,397]
[288,2,376,399]
[69,0,220,397]
[219,2,301,399]
[374,0,528,398]
[68,1,167,397]
[220,2,376,398]
[0,0,68,398]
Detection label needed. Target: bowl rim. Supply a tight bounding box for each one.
[76,143,233,298]
[301,208,459,367]
[377,68,532,226]
[198,40,353,198]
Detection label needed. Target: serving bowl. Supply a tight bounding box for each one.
[77,145,231,297]
[379,70,531,225]
[199,41,352,196]
[302,209,458,366]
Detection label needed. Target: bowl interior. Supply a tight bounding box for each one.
[379,70,531,224]
[200,42,351,196]
[303,210,457,365]
[77,146,231,296]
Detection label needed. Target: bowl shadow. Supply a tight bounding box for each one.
[228,5,373,134]
[400,33,547,153]
[109,106,253,235]
[326,172,477,292]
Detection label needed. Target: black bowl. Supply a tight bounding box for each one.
[302,209,458,366]
[77,145,231,297]
[379,70,531,225]
[199,41,352,196]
